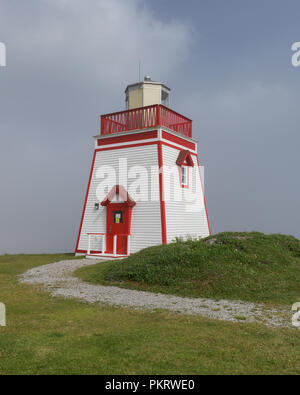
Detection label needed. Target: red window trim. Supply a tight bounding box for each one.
[179,163,189,188]
[177,150,194,189]
[176,149,194,167]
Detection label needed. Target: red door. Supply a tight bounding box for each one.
[106,203,128,255]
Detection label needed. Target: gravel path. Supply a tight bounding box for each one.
[19,259,292,328]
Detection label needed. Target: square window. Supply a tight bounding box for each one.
[181,165,188,186]
[113,211,123,224]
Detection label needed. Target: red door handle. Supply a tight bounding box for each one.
[109,225,112,234]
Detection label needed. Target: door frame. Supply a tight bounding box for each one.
[101,185,136,255]
[105,202,132,254]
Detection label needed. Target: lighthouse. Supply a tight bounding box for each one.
[75,77,210,258]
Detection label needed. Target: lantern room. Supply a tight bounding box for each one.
[125,76,170,110]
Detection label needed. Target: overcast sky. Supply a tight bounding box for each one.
[0,0,299,254]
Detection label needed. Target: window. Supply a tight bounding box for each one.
[181,165,188,187]
[113,211,123,224]
[161,89,170,107]
[176,150,193,189]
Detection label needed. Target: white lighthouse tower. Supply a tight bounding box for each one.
[75,77,210,258]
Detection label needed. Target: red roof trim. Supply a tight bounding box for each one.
[176,150,194,167]
[101,185,136,207]
[97,130,157,146]
[161,130,196,151]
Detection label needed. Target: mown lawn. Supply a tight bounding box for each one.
[0,253,300,374]
[76,232,300,306]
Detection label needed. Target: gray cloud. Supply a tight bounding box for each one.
[0,0,191,253]
[0,0,299,254]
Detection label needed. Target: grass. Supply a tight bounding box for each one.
[1,252,300,374]
[76,232,300,305]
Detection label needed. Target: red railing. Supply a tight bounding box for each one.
[100,105,192,138]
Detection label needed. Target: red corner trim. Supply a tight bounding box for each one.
[157,141,167,244]
[75,150,97,252]
[179,165,190,189]
[195,156,211,235]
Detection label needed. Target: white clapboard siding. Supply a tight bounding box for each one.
[162,144,210,243]
[78,144,162,253]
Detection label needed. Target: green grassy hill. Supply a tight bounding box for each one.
[1,250,300,374]
[76,232,300,305]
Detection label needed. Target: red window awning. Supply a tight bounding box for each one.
[176,150,194,167]
[101,185,136,207]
